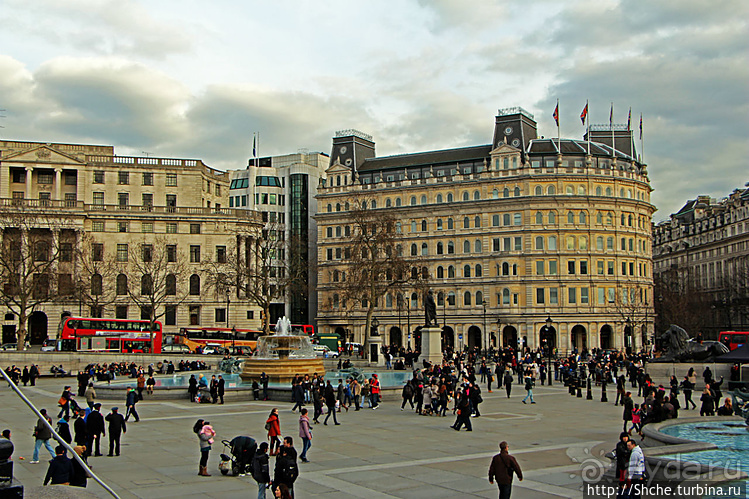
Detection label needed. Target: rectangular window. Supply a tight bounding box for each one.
[215,184,221,196]
[60,243,73,262]
[118,221,128,233]
[269,194,276,205]
[581,287,589,304]
[503,238,511,252]
[142,244,153,262]
[190,223,201,234]
[549,287,558,304]
[493,238,500,252]
[118,171,129,185]
[326,248,333,260]
[514,237,522,251]
[167,245,177,262]
[39,192,51,206]
[116,244,128,262]
[513,213,522,225]
[165,173,178,187]
[536,288,545,304]
[92,243,104,262]
[142,193,153,208]
[166,223,177,234]
[549,260,558,275]
[93,171,105,184]
[91,221,104,232]
[597,261,604,275]
[229,197,234,208]
[242,195,247,206]
[216,246,226,263]
[629,262,635,275]
[580,261,588,275]
[64,172,77,185]
[189,305,200,325]
[607,261,615,275]
[142,222,153,233]
[568,261,575,274]
[93,192,104,206]
[215,308,227,323]
[38,172,54,184]
[115,305,128,319]
[622,262,627,275]
[536,261,544,275]
[165,305,177,326]
[64,193,77,207]
[118,192,129,208]
[246,311,254,320]
[190,245,200,263]
[569,288,577,304]
[598,288,605,304]
[142,172,153,185]
[608,288,615,303]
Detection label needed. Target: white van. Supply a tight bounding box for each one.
[313,345,338,358]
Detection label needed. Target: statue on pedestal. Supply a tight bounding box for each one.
[424,289,437,327]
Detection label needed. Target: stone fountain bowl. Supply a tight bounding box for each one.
[240,334,324,384]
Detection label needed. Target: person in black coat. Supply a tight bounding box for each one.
[73,410,88,453]
[44,445,74,486]
[273,437,298,498]
[451,389,472,431]
[86,403,106,457]
[105,407,127,456]
[70,445,89,488]
[188,375,198,402]
[29,364,39,386]
[252,442,271,493]
[614,432,630,489]
[217,375,225,405]
[125,387,140,422]
[323,381,339,425]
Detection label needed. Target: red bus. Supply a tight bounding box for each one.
[291,324,315,336]
[59,317,162,353]
[719,331,748,351]
[175,327,262,354]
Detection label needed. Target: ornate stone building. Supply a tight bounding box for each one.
[0,140,262,344]
[653,186,749,337]
[317,108,655,354]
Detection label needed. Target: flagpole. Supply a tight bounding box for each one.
[557,99,561,154]
[640,114,644,164]
[586,100,590,156]
[610,102,615,158]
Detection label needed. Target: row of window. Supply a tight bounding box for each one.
[91,171,178,187]
[91,192,178,208]
[90,220,193,234]
[108,243,226,264]
[253,193,286,206]
[93,304,254,326]
[11,170,78,185]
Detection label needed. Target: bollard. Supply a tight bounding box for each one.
[576,380,583,397]
[586,377,593,400]
[601,381,608,402]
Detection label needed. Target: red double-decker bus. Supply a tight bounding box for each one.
[291,324,315,336]
[59,317,163,353]
[719,331,748,351]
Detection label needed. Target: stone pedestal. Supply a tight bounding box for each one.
[368,335,385,367]
[421,326,443,366]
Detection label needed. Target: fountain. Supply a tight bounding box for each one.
[240,317,325,385]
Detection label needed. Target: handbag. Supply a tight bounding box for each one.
[58,396,67,407]
[264,421,271,431]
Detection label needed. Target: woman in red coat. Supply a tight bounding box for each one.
[265,408,281,456]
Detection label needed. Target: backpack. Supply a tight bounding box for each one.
[284,458,299,483]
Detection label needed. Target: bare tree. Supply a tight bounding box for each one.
[116,235,189,345]
[331,194,418,354]
[72,232,119,318]
[654,266,713,336]
[0,206,76,349]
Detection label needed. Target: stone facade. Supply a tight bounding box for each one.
[316,108,656,355]
[0,140,262,344]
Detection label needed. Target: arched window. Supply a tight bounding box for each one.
[421,243,428,256]
[548,236,557,250]
[437,266,444,278]
[535,236,544,250]
[620,188,625,197]
[549,211,556,224]
[447,193,453,202]
[420,195,427,205]
[535,186,542,195]
[475,239,482,253]
[345,202,350,210]
[463,240,470,253]
[596,186,602,196]
[463,192,469,201]
[448,291,456,306]
[395,222,402,234]
[566,236,575,250]
[447,218,454,230]
[621,214,626,226]
[336,203,341,212]
[607,213,613,225]
[189,274,200,295]
[579,237,588,250]
[492,215,499,226]
[91,274,103,295]
[503,157,509,169]
[578,186,586,195]
[448,265,455,278]
[547,185,555,195]
[492,189,499,199]
[333,294,339,309]
[475,216,481,228]
[436,194,443,203]
[327,204,332,213]
[437,242,444,254]
[410,196,417,206]
[411,267,418,279]
[579,212,587,224]
[448,241,455,254]
[568,211,575,224]
[411,244,417,256]
[607,237,614,250]
[475,264,482,277]
[386,198,392,207]
[503,188,510,198]
[116,274,128,295]
[386,294,393,308]
[628,215,633,226]
[464,265,471,277]
[464,291,472,306]
[597,237,604,250]
[463,217,470,229]
[474,190,480,200]
[535,212,543,224]
[476,291,483,304]
[566,185,574,195]
[371,200,377,209]
[437,292,444,306]
[336,226,342,237]
[502,263,509,276]
[514,187,520,197]
[166,274,176,295]
[411,292,418,309]
[606,187,612,196]
[503,214,511,225]
[395,198,402,207]
[421,220,427,231]
[437,219,443,230]
[140,274,153,295]
[502,288,510,304]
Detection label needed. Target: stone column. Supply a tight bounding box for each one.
[55,168,62,201]
[24,167,33,200]
[420,326,443,366]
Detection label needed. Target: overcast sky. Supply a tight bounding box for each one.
[0,0,746,220]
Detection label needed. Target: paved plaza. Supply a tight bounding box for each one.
[3,375,629,498]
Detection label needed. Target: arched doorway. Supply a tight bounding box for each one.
[624,323,633,355]
[600,324,613,350]
[467,326,482,350]
[29,311,48,344]
[502,326,518,348]
[570,325,587,352]
[389,327,402,349]
[441,326,454,351]
[540,323,557,351]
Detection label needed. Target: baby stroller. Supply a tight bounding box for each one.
[219,436,257,476]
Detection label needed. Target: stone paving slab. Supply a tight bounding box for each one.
[0,375,638,498]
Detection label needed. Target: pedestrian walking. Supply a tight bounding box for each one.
[273,437,298,498]
[401,381,414,410]
[43,445,74,486]
[522,376,535,404]
[29,364,39,386]
[84,382,96,409]
[451,388,472,431]
[614,432,630,492]
[137,372,146,400]
[252,442,271,498]
[217,375,225,404]
[124,387,140,422]
[370,374,381,410]
[86,403,105,457]
[298,408,312,463]
[504,370,513,399]
[680,376,696,410]
[351,379,361,411]
[57,386,73,419]
[323,381,339,425]
[623,439,646,498]
[193,419,214,476]
[105,407,126,457]
[488,441,523,499]
[621,392,634,432]
[266,408,282,456]
[291,381,305,412]
[31,408,55,464]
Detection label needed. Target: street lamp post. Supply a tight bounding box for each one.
[406,296,411,349]
[496,317,501,349]
[482,300,487,357]
[545,315,553,387]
